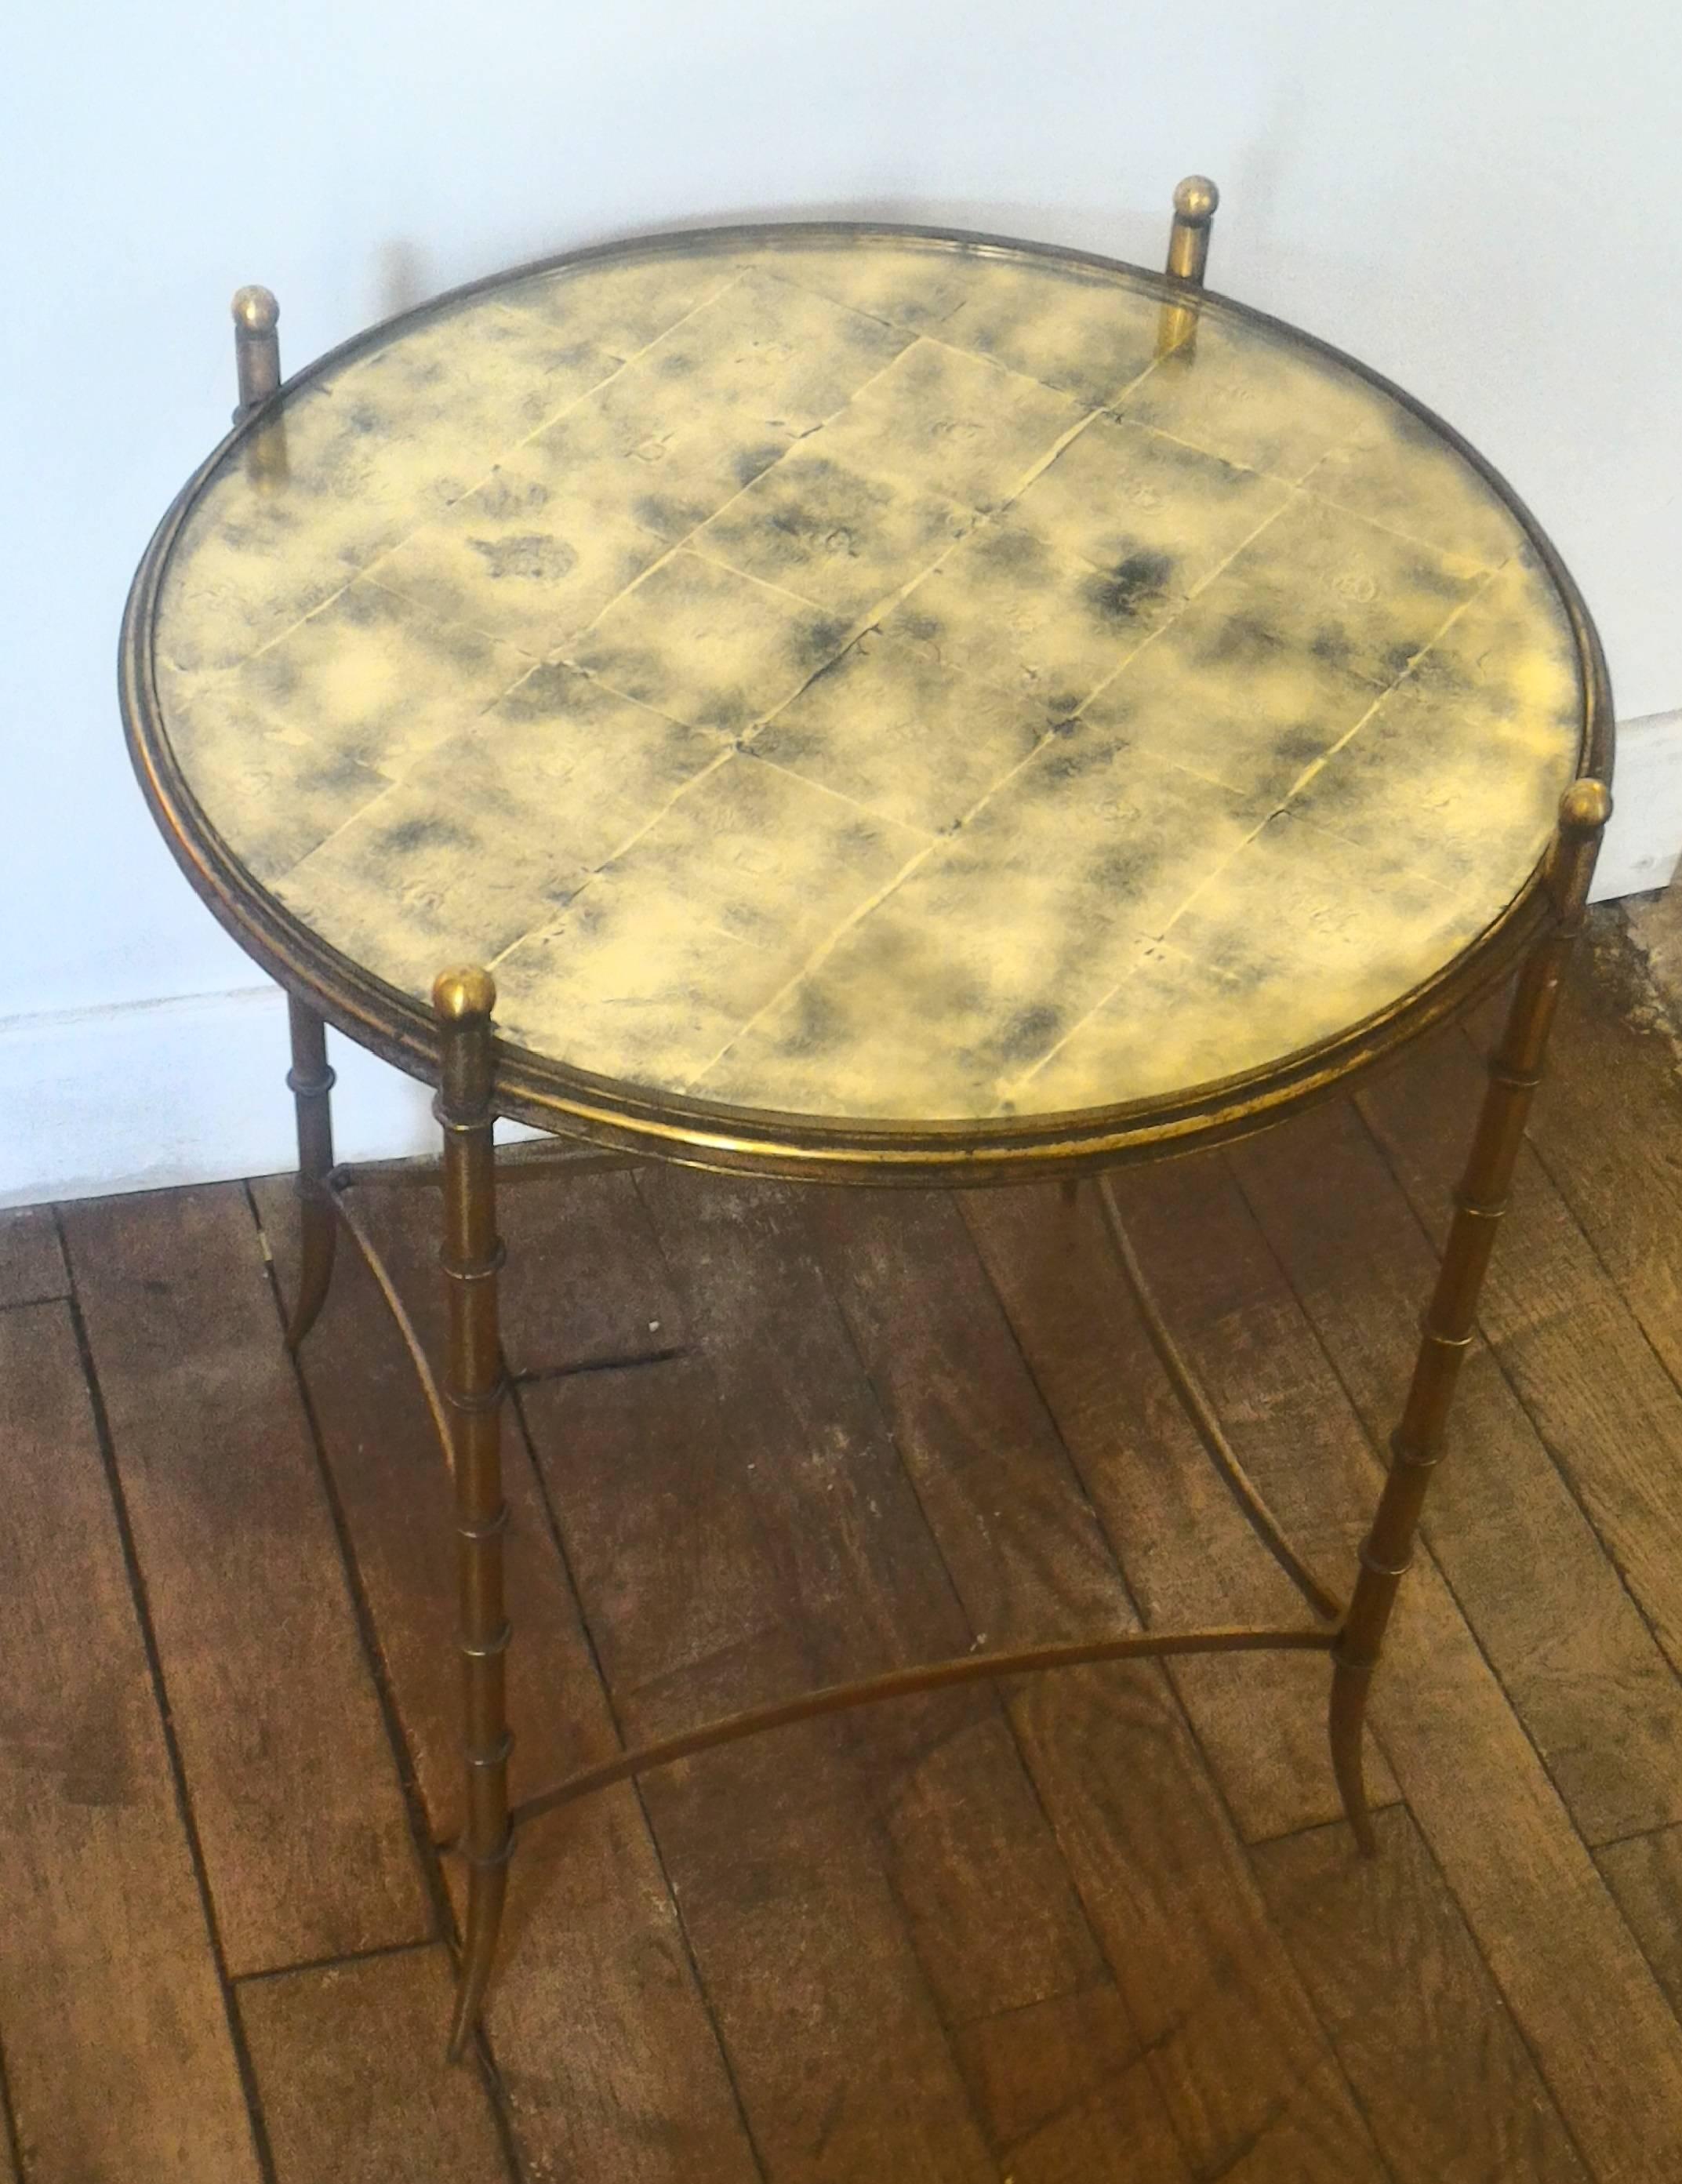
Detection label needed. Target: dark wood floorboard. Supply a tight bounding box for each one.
[807,1184,1385,2180]
[964,1176,1404,1841]
[1492,918,1682,1401]
[249,1176,761,2183]
[59,1185,430,1977]
[494,1166,688,1377]
[1364,1033,1682,1681]
[0,1208,67,1310]
[621,1168,1143,2171]
[8,910,1682,2179]
[0,1301,261,2182]
[525,1354,998,2182]
[949,1988,1190,2183]
[235,1946,512,2183]
[1252,1808,1588,2183]
[1232,1096,1682,1848]
[1133,1103,1682,2178]
[1596,1824,1682,2024]
[634,1172,1120,2030]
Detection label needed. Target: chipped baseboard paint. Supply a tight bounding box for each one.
[1591,707,1682,902]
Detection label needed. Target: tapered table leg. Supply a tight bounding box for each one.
[434,968,513,2062]
[283,996,337,1351]
[1330,779,1611,1850]
[241,274,331,1357]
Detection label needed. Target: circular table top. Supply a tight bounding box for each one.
[128,222,1603,1176]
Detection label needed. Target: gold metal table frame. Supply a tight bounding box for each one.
[119,182,1615,2062]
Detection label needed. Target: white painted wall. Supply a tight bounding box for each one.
[3,0,1680,1201]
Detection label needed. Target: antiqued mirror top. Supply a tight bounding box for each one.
[147,228,1586,1125]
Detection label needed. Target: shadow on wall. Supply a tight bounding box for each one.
[376,238,433,322]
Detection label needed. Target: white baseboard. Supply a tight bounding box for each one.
[1592,707,1682,900]
[5,707,1678,1207]
[0,986,539,1210]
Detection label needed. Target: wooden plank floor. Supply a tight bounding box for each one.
[6,907,1682,2181]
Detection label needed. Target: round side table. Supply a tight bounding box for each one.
[120,180,1613,2057]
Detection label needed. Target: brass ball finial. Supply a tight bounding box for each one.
[1558,777,1612,834]
[1173,176,1220,225]
[231,285,279,333]
[432,966,498,1022]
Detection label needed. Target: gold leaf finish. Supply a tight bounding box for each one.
[148,231,1585,1125]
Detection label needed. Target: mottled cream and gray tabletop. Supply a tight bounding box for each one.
[149,231,1584,1122]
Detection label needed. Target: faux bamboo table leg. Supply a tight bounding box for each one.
[282,996,338,1352]
[434,968,514,2061]
[229,282,339,1354]
[1330,777,1611,1849]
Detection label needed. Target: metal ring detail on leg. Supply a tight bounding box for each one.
[459,1621,512,1660]
[1387,1430,1447,1472]
[445,1377,508,1415]
[460,1830,515,1871]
